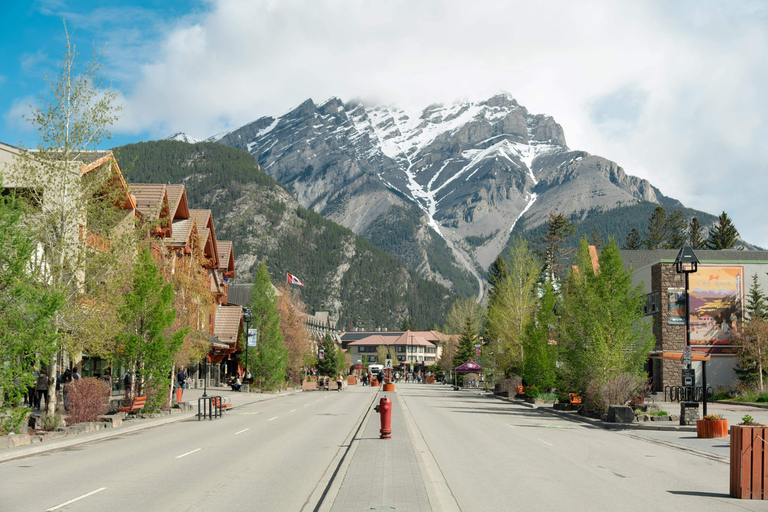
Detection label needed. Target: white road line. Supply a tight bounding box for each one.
[505,424,515,429]
[268,416,278,421]
[538,439,553,447]
[305,404,310,407]
[290,409,296,412]
[235,428,249,435]
[175,448,201,459]
[46,487,106,511]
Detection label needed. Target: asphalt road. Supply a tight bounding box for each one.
[0,388,376,512]
[398,384,763,512]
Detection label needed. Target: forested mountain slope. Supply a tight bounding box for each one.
[114,141,454,330]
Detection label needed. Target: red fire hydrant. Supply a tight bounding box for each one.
[374,396,392,439]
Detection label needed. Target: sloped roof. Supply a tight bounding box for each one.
[349,331,435,348]
[214,306,242,346]
[129,183,167,221]
[217,241,234,271]
[348,335,399,347]
[620,249,768,272]
[340,330,442,343]
[167,218,195,246]
[190,209,218,267]
[165,184,189,220]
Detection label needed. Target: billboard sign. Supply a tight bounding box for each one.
[688,265,744,345]
[247,328,258,347]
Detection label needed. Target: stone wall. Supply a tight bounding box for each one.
[652,263,688,390]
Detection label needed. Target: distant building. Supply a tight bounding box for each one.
[345,330,442,371]
[621,249,768,392]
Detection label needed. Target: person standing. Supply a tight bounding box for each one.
[176,365,187,400]
[71,367,81,380]
[35,369,49,410]
[27,365,39,408]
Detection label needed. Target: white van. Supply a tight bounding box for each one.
[367,364,384,375]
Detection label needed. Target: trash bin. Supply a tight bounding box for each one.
[680,401,699,425]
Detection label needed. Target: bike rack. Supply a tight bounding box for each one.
[198,395,223,420]
[664,386,714,403]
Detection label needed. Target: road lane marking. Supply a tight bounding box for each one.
[235,428,249,435]
[46,487,106,511]
[538,439,553,447]
[305,404,310,407]
[175,448,201,459]
[268,416,278,421]
[290,409,296,412]
[505,424,515,429]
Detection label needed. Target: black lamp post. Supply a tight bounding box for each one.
[674,243,704,413]
[243,307,254,386]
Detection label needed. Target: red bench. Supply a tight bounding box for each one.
[117,396,147,414]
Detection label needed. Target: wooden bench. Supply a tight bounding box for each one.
[116,396,147,414]
[211,396,233,411]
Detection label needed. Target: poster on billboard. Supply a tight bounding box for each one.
[688,265,744,345]
[667,288,686,325]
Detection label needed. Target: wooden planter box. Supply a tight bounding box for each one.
[731,425,768,499]
[697,419,728,438]
[347,376,357,385]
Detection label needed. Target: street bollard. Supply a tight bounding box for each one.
[175,387,182,403]
[374,396,392,439]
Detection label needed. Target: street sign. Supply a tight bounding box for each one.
[410,364,414,373]
[683,345,692,366]
[385,359,393,369]
[247,328,258,347]
[682,368,695,387]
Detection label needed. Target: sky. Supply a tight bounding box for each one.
[2,0,768,247]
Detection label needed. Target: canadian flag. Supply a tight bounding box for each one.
[287,273,305,287]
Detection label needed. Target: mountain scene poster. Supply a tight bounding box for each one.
[688,265,744,345]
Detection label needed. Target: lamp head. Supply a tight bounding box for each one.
[674,244,699,274]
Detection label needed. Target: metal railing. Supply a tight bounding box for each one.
[197,396,223,421]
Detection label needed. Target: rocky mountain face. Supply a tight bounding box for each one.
[210,93,680,297]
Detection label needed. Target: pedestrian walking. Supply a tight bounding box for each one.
[27,366,39,408]
[337,373,343,392]
[35,369,49,410]
[378,369,386,390]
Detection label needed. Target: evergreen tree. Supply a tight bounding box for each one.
[487,255,509,309]
[588,228,605,251]
[453,315,478,368]
[707,211,739,249]
[746,274,766,322]
[559,238,654,397]
[536,213,576,283]
[522,281,558,389]
[400,318,418,331]
[317,333,338,376]
[248,263,288,388]
[664,210,688,249]
[117,249,186,410]
[644,206,667,250]
[688,217,706,250]
[0,189,63,430]
[623,228,642,250]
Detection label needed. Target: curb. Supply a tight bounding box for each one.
[484,391,697,432]
[0,389,302,463]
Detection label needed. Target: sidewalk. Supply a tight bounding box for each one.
[0,386,301,463]
[330,391,432,512]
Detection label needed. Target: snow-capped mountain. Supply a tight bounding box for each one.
[206,93,678,296]
[165,132,201,144]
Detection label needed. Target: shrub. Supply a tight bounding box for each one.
[711,390,732,401]
[65,378,111,424]
[740,414,764,426]
[0,408,30,435]
[584,373,645,413]
[41,412,65,431]
[703,414,722,420]
[525,386,540,398]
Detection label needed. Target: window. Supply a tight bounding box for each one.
[644,292,660,316]
[396,346,406,353]
[397,355,405,361]
[367,355,378,363]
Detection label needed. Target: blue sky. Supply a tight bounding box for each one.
[3,1,768,248]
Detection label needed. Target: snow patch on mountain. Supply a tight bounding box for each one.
[165,132,201,143]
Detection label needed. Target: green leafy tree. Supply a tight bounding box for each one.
[739,319,768,392]
[688,217,707,250]
[559,238,654,398]
[664,210,688,249]
[707,211,739,249]
[317,333,338,376]
[644,206,667,250]
[336,345,347,375]
[116,249,186,410]
[746,274,766,322]
[521,281,558,389]
[623,228,642,250]
[0,190,63,431]
[536,213,576,283]
[487,255,509,309]
[443,296,482,336]
[249,263,288,388]
[484,237,538,377]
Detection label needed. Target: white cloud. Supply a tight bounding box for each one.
[113,0,768,247]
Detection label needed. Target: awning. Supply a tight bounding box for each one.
[455,359,483,372]
[648,351,711,362]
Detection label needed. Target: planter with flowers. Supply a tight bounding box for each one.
[696,414,728,438]
[731,415,768,499]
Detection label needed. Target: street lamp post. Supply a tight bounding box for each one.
[243,307,254,389]
[674,243,705,414]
